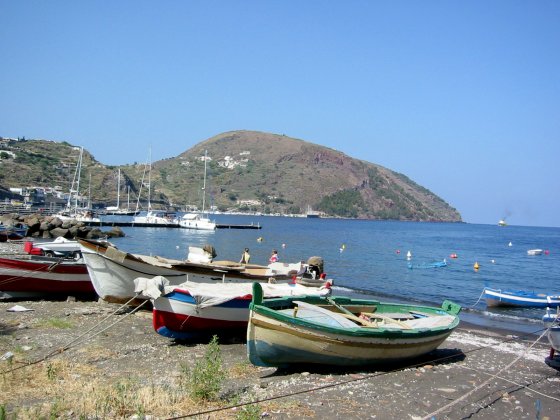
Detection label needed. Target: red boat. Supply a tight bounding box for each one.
[0,255,95,299]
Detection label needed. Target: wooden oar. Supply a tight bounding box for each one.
[326,297,378,328]
[360,312,412,329]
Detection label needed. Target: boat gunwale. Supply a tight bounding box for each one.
[249,296,460,338]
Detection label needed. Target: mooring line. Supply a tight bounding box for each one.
[1,294,147,374]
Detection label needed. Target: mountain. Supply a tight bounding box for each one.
[0,132,461,221]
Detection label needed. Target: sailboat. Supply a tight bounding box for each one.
[179,150,216,230]
[105,169,139,216]
[55,147,101,223]
[132,149,179,226]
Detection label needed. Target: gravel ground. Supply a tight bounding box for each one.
[1,241,560,419]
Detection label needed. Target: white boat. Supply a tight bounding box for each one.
[179,150,216,231]
[105,169,138,216]
[78,239,331,303]
[527,249,543,256]
[136,277,331,339]
[498,219,507,226]
[131,148,179,226]
[133,210,179,226]
[178,213,215,230]
[55,147,101,223]
[543,307,560,370]
[30,237,82,258]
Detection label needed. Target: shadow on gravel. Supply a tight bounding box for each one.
[265,347,466,377]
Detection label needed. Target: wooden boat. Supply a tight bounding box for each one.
[135,278,331,339]
[78,239,332,304]
[483,287,560,308]
[543,308,560,370]
[247,282,461,367]
[0,255,94,299]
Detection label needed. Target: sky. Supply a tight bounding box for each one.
[1,1,559,228]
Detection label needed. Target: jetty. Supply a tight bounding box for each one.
[81,221,262,229]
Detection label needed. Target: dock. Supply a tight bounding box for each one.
[83,221,262,229]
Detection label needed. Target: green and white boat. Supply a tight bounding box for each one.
[247,282,461,367]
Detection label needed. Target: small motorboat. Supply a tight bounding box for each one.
[527,249,543,256]
[483,287,560,308]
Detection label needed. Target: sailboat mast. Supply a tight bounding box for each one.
[202,150,207,213]
[74,147,83,211]
[148,147,152,211]
[116,168,121,209]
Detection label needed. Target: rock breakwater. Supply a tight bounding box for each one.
[0,213,125,240]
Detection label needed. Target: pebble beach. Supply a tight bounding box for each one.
[1,241,560,419]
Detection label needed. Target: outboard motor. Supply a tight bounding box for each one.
[306,256,324,279]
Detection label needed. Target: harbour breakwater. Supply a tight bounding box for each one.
[0,213,125,240]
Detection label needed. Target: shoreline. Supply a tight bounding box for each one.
[1,240,559,418]
[1,296,559,418]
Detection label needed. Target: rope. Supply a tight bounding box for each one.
[420,327,551,419]
[175,326,558,419]
[1,294,148,375]
[470,288,485,308]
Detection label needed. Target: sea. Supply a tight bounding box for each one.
[104,214,560,336]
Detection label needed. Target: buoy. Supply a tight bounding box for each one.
[545,250,550,255]
[282,243,286,249]
[450,253,458,259]
[406,250,412,261]
[508,242,513,247]
[491,259,495,264]
[396,250,400,254]
[474,262,480,270]
[339,244,346,253]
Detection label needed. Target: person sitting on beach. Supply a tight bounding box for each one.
[269,249,279,263]
[240,248,250,264]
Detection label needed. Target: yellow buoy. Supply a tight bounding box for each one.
[474,262,480,270]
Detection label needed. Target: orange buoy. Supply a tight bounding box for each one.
[450,253,458,259]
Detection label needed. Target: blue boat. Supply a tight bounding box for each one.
[0,222,28,241]
[483,287,560,308]
[407,260,447,269]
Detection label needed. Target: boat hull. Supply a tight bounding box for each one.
[0,256,93,299]
[153,291,250,339]
[247,285,461,367]
[79,239,298,303]
[247,311,454,367]
[483,287,560,308]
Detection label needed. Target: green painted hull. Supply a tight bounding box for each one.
[247,283,461,367]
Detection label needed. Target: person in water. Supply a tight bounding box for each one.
[269,249,279,263]
[240,248,251,264]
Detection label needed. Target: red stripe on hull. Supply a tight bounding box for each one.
[153,309,247,332]
[0,276,94,293]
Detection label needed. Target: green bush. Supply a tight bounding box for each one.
[181,335,225,401]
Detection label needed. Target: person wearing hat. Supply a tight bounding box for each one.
[240,248,251,264]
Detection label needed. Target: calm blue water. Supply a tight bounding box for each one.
[105,215,560,334]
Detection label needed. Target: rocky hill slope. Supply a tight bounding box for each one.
[0,131,461,221]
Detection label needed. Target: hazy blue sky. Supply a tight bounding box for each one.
[1,1,559,227]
